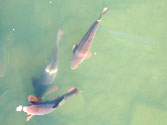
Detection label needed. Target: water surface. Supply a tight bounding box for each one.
[0,47,6,77]
[0,0,167,125]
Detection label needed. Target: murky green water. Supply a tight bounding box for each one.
[0,0,167,125]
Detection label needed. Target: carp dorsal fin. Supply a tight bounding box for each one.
[46,85,58,96]
[32,77,39,88]
[85,51,91,59]
[72,44,78,53]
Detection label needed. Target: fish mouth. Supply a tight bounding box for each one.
[28,95,42,104]
[71,66,77,70]
[23,107,27,113]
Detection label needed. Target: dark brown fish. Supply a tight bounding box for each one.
[29,29,63,103]
[71,7,109,69]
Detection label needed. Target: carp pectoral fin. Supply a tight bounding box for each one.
[72,44,78,53]
[46,85,58,95]
[72,44,77,50]
[32,77,38,88]
[27,114,33,122]
[28,95,42,104]
[86,51,91,59]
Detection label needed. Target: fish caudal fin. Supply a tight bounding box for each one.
[56,29,63,43]
[65,88,78,98]
[28,95,42,104]
[67,88,78,93]
[102,7,109,15]
[53,88,79,108]
[98,7,109,21]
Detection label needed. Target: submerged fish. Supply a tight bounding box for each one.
[29,29,63,103]
[21,88,78,121]
[0,47,6,77]
[71,7,109,69]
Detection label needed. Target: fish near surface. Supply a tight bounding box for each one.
[23,88,78,121]
[71,7,109,69]
[29,29,63,103]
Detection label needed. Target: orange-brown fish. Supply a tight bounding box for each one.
[71,7,109,69]
[22,88,78,121]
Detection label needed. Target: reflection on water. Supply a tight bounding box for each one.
[102,26,150,43]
